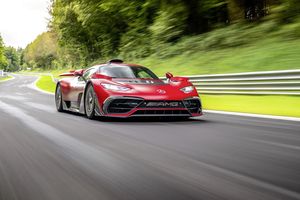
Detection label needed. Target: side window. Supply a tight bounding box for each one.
[98,65,109,76]
[82,69,92,80]
[136,70,152,79]
[82,67,97,80]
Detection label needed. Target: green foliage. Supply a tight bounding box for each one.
[138,19,300,76]
[150,1,188,43]
[21,0,300,72]
[280,0,300,21]
[0,35,8,69]
[4,47,20,72]
[47,0,232,67]
[23,32,58,70]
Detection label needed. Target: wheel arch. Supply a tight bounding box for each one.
[83,80,102,116]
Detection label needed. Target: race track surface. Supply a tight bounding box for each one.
[0,74,299,200]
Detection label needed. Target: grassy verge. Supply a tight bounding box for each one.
[139,37,300,77]
[36,75,56,93]
[0,75,13,82]
[202,94,300,118]
[130,19,300,76]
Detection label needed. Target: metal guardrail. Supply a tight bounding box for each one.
[162,69,300,95]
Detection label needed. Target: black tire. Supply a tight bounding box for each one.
[55,84,64,112]
[85,84,96,119]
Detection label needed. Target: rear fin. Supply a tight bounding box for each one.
[59,72,75,77]
[59,69,84,77]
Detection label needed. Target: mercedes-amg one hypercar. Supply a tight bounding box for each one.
[55,59,202,119]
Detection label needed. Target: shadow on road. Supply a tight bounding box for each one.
[60,110,210,124]
[95,116,209,124]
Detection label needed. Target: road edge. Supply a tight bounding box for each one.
[203,109,300,122]
[32,76,55,95]
[0,75,15,82]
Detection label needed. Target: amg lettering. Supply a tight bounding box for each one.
[146,102,179,107]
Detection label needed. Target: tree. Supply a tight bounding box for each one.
[4,47,20,72]
[23,32,58,70]
[0,34,8,70]
[281,0,300,21]
[38,0,282,68]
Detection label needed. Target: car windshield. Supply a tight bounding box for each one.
[99,65,159,79]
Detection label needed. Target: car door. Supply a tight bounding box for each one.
[69,67,97,103]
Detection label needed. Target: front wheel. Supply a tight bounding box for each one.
[85,84,96,119]
[55,84,64,112]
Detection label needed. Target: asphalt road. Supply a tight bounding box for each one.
[0,74,300,200]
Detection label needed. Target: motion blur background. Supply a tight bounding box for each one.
[0,0,299,73]
[1,0,300,117]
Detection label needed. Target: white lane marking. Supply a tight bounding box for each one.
[204,110,300,122]
[249,139,300,151]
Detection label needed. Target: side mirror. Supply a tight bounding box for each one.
[74,69,84,77]
[166,72,173,79]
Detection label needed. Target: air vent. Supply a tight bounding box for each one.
[106,98,142,114]
[183,99,201,113]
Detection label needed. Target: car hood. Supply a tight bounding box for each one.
[110,78,198,100]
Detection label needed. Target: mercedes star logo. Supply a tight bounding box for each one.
[157,89,166,94]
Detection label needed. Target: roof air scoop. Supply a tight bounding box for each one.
[107,59,124,64]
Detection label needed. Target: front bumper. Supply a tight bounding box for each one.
[101,96,202,118]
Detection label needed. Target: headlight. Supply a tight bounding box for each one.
[180,86,194,93]
[101,83,131,91]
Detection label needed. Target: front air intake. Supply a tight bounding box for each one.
[106,98,143,114]
[183,98,201,114]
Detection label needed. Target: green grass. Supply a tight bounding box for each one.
[0,75,13,82]
[133,19,300,76]
[138,37,300,77]
[201,94,300,117]
[36,75,56,93]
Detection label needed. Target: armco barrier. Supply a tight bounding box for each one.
[161,69,300,95]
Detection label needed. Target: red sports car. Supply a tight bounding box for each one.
[55,59,202,119]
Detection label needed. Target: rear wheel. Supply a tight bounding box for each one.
[55,84,64,112]
[85,84,96,119]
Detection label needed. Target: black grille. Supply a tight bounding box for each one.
[132,110,190,116]
[107,99,143,114]
[183,99,201,113]
[138,101,185,108]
